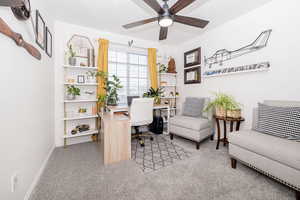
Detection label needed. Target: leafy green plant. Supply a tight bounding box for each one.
[86,70,96,77]
[143,87,164,104]
[67,85,80,96]
[68,45,76,58]
[158,63,167,73]
[204,92,241,112]
[96,72,123,106]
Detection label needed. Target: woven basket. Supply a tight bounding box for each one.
[215,106,227,117]
[227,109,241,119]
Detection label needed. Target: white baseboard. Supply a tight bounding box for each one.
[24,145,55,200]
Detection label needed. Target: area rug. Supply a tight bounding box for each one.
[131,134,192,173]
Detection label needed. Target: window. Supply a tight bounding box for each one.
[108,49,149,104]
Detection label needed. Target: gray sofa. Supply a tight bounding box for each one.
[169,97,214,149]
[229,100,300,199]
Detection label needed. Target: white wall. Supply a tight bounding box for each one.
[0,1,54,200]
[173,0,300,129]
[54,21,169,147]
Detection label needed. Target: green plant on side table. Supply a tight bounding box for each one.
[96,72,123,106]
[204,92,241,118]
[66,85,80,100]
[143,87,164,104]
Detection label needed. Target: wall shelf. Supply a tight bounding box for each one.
[63,130,99,139]
[63,115,98,121]
[160,73,177,76]
[64,83,98,86]
[63,65,98,70]
[64,99,97,103]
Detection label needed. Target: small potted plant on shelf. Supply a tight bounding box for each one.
[158,63,167,73]
[96,72,123,107]
[66,85,80,100]
[86,70,97,83]
[143,87,164,105]
[68,45,76,66]
[204,92,241,118]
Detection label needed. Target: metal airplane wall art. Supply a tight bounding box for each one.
[205,29,272,68]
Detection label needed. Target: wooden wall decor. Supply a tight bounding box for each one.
[184,66,201,84]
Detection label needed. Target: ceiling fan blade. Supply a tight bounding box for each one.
[0,0,23,7]
[0,17,41,60]
[123,17,158,29]
[142,0,164,14]
[170,0,196,14]
[174,15,209,28]
[159,27,168,41]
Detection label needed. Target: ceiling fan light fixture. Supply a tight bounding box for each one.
[159,15,173,27]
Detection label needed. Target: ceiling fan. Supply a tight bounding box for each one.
[123,0,209,41]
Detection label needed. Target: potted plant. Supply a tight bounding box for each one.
[66,85,80,100]
[68,45,76,66]
[158,63,167,73]
[204,92,241,118]
[86,70,97,83]
[96,72,123,106]
[143,87,164,104]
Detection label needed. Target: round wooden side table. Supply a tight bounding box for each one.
[214,115,245,150]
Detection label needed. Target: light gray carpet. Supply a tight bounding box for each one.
[29,136,294,200]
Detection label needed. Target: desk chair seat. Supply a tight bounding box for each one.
[130,98,154,147]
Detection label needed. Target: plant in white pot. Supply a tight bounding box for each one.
[204,92,241,118]
[86,70,97,83]
[66,85,80,100]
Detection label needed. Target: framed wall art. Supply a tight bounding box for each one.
[184,66,201,84]
[45,27,52,57]
[184,47,201,68]
[77,75,85,84]
[35,10,45,50]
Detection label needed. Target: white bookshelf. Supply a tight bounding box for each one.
[63,63,99,147]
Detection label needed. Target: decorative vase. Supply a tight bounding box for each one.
[66,93,75,100]
[69,57,76,66]
[227,109,241,119]
[215,106,226,117]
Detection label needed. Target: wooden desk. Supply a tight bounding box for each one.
[101,112,131,165]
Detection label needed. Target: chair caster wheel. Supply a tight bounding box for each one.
[150,137,154,141]
[140,143,145,147]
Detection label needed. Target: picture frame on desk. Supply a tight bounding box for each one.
[184,47,201,68]
[184,66,201,84]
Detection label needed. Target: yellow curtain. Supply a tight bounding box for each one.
[148,48,158,89]
[97,39,109,97]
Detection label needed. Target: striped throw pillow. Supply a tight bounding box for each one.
[256,103,300,140]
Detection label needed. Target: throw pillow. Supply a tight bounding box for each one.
[182,97,205,117]
[256,103,300,140]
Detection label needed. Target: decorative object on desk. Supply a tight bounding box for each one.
[158,63,167,73]
[184,47,201,68]
[10,0,31,20]
[167,57,176,73]
[66,85,80,100]
[45,27,52,57]
[96,72,123,106]
[77,75,85,84]
[35,10,45,50]
[68,45,76,66]
[0,17,41,60]
[204,92,241,118]
[205,30,272,68]
[86,70,97,83]
[67,34,95,67]
[184,66,201,84]
[143,87,163,105]
[203,62,270,78]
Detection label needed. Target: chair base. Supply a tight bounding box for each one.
[132,127,153,147]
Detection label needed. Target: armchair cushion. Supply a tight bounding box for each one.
[170,115,210,131]
[182,97,205,117]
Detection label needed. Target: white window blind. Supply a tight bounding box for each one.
[108,48,149,104]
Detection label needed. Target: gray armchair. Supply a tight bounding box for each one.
[169,97,214,149]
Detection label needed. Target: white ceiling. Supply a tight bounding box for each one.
[46,0,273,45]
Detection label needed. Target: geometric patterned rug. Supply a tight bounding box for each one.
[131,134,192,173]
